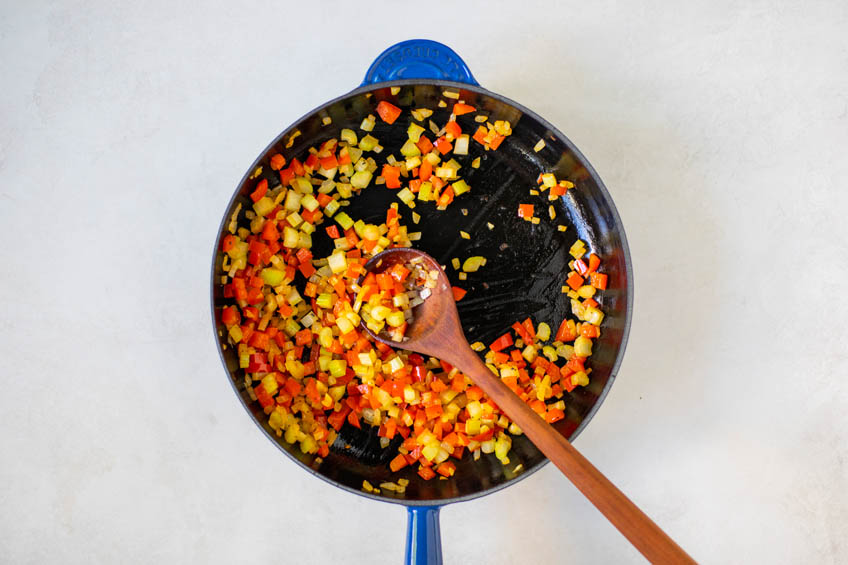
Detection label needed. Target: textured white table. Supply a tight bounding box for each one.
[2,1,846,563]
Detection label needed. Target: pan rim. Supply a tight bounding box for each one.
[209,78,633,507]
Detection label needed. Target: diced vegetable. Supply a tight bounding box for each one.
[462,256,485,273]
[376,101,402,124]
[518,204,534,220]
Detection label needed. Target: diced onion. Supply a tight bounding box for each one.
[454,134,469,155]
[328,251,347,274]
[462,256,485,273]
[360,115,376,132]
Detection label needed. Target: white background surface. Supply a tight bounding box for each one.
[2,1,847,563]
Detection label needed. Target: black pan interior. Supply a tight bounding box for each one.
[212,81,632,505]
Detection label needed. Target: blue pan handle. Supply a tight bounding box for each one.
[405,506,442,565]
[362,39,479,86]
[363,39,465,565]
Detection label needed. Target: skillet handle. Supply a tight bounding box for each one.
[405,506,442,565]
[362,40,479,86]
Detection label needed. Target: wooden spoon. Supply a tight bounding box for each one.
[360,248,694,564]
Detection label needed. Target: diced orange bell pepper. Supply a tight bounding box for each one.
[269,154,286,170]
[590,272,608,290]
[490,332,514,352]
[566,272,584,290]
[417,135,434,154]
[382,165,402,189]
[434,136,452,155]
[452,103,475,116]
[250,179,268,203]
[588,253,601,272]
[418,466,436,480]
[444,120,462,139]
[390,454,409,472]
[376,100,402,124]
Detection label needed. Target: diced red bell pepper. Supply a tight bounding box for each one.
[232,278,247,301]
[250,179,268,203]
[254,385,274,408]
[327,406,350,431]
[221,306,240,326]
[316,193,333,208]
[550,183,567,197]
[589,272,608,290]
[434,136,452,155]
[588,253,601,272]
[466,386,484,401]
[376,273,394,291]
[277,301,293,318]
[337,147,352,166]
[248,331,270,350]
[419,159,433,181]
[444,120,461,139]
[298,262,316,278]
[452,103,475,116]
[530,399,547,414]
[261,219,279,242]
[417,135,434,155]
[574,259,589,276]
[295,248,312,264]
[518,204,534,219]
[580,323,600,338]
[300,208,321,224]
[246,287,264,304]
[376,100,402,124]
[344,410,360,429]
[320,154,338,170]
[325,225,340,239]
[417,466,436,480]
[269,153,286,171]
[295,329,313,346]
[382,165,401,189]
[522,318,536,341]
[489,332,514,352]
[546,408,566,423]
[555,319,577,342]
[412,365,427,383]
[289,158,304,176]
[512,321,532,343]
[390,454,409,472]
[436,186,454,207]
[566,272,584,290]
[304,153,318,170]
[279,167,295,186]
[472,126,488,146]
[561,373,577,392]
[389,263,410,282]
[566,355,585,373]
[436,461,456,477]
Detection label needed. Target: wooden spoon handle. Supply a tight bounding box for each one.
[449,345,695,564]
